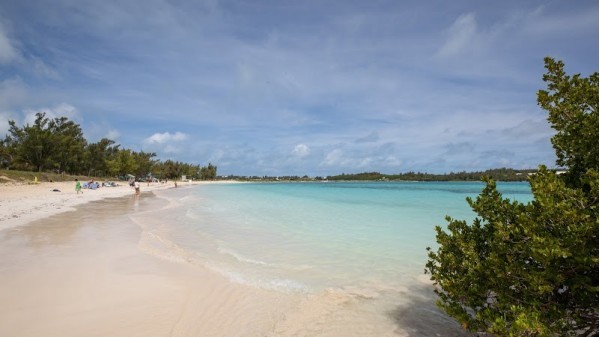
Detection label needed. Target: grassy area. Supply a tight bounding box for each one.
[0,169,92,184]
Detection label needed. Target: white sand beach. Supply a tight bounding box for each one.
[0,179,466,337]
[0,180,296,337]
[0,180,200,231]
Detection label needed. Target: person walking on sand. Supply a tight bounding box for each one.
[134,180,140,196]
[75,179,82,194]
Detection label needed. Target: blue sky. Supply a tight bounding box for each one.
[0,0,597,176]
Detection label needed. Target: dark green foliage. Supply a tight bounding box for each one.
[3,113,87,172]
[426,58,599,336]
[107,149,140,177]
[151,160,216,180]
[328,172,386,181]
[50,116,88,174]
[537,58,599,191]
[2,114,216,180]
[200,162,218,180]
[0,137,13,168]
[327,168,536,182]
[84,138,120,176]
[132,151,158,179]
[4,113,53,171]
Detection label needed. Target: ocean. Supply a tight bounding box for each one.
[133,181,533,336]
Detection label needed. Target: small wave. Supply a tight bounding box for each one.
[218,246,269,266]
[138,230,192,264]
[208,265,309,293]
[138,226,309,293]
[178,194,204,205]
[268,278,308,292]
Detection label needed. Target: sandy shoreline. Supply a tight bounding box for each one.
[0,189,298,337]
[0,179,229,231]
[0,180,467,337]
[0,180,319,337]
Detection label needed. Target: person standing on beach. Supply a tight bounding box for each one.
[134,181,140,196]
[75,179,82,194]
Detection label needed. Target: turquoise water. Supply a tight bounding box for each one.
[140,181,532,293]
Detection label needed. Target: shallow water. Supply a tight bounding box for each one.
[142,182,531,290]
[134,181,532,336]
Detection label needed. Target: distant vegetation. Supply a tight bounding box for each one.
[327,168,539,182]
[220,168,537,182]
[224,168,539,182]
[0,113,217,181]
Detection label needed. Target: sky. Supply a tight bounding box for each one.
[0,0,597,177]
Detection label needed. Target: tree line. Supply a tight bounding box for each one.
[0,113,217,181]
[327,168,538,182]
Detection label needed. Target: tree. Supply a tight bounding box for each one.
[107,149,138,177]
[5,113,55,172]
[4,113,87,173]
[1,115,220,180]
[47,116,87,174]
[425,58,598,336]
[0,137,13,168]
[152,159,183,180]
[84,138,120,177]
[537,58,599,191]
[200,162,217,180]
[131,150,157,179]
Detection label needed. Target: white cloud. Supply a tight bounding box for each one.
[292,143,310,157]
[0,111,14,136]
[383,155,401,167]
[437,13,478,58]
[0,23,57,78]
[500,119,553,138]
[31,57,60,79]
[0,23,18,64]
[105,129,120,140]
[444,142,476,155]
[321,149,343,167]
[83,121,122,143]
[520,5,598,37]
[52,102,78,119]
[144,131,188,144]
[357,157,374,168]
[355,131,379,143]
[23,103,79,125]
[0,78,27,111]
[163,144,181,154]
